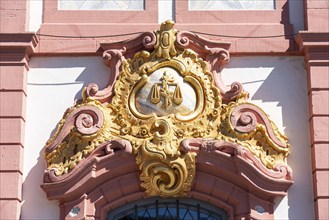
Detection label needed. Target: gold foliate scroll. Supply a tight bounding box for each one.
[44,20,291,197]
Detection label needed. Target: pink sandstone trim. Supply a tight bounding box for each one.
[35,0,294,54]
[230,103,289,148]
[175,0,289,24]
[297,7,329,217]
[43,0,158,24]
[42,138,292,219]
[36,24,296,54]
[181,138,292,181]
[85,31,157,103]
[45,105,104,155]
[0,30,38,219]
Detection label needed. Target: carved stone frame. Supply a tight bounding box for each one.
[41,21,293,220]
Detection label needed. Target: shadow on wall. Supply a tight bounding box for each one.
[252,57,314,220]
[21,148,59,219]
[26,56,110,102]
[222,56,314,219]
[22,57,110,219]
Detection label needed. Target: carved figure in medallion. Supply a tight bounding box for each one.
[150,71,183,109]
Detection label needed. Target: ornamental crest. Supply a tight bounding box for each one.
[43,21,292,198]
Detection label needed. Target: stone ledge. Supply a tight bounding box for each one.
[0,33,39,64]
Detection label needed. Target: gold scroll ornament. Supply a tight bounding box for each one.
[44,20,291,197]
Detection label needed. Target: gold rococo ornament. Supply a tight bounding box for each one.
[43,20,292,197]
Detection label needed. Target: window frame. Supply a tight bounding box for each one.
[107,197,228,220]
[43,0,158,24]
[175,0,288,24]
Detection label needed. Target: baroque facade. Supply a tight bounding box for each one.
[0,0,328,219]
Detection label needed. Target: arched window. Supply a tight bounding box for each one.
[107,198,228,220]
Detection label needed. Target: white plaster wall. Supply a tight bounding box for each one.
[159,0,174,23]
[222,57,314,220]
[29,0,43,32]
[23,56,314,219]
[22,57,109,219]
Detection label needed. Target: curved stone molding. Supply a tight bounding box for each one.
[181,138,292,181]
[42,139,136,200]
[42,138,291,219]
[44,101,113,176]
[85,31,157,103]
[45,105,104,155]
[42,21,293,217]
[175,30,246,102]
[221,102,290,169]
[230,103,289,149]
[85,48,126,103]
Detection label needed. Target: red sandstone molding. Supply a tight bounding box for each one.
[297,22,329,219]
[181,139,292,182]
[0,200,21,220]
[297,32,329,69]
[312,144,329,171]
[0,32,38,219]
[45,105,105,155]
[0,33,39,69]
[315,199,329,220]
[0,1,28,33]
[34,0,296,54]
[42,138,292,219]
[175,0,289,24]
[0,92,26,119]
[173,0,295,54]
[43,0,158,24]
[36,23,296,54]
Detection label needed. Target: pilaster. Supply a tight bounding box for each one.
[297,30,329,220]
[0,32,38,219]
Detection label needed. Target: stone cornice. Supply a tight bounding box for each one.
[0,33,39,66]
[297,31,329,52]
[296,31,329,66]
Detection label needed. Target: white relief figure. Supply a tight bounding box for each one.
[150,71,183,110]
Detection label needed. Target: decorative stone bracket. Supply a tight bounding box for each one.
[41,21,293,219]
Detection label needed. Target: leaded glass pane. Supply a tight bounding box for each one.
[108,198,227,220]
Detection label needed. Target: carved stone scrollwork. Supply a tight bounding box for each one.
[175,30,247,103]
[229,103,289,150]
[85,31,157,103]
[45,101,113,176]
[221,102,290,169]
[45,105,104,155]
[75,109,103,135]
[180,138,292,180]
[84,49,124,103]
[43,20,292,199]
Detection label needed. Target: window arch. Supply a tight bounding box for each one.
[107,198,228,220]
